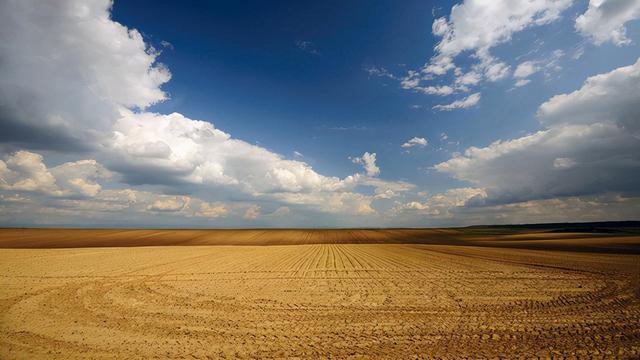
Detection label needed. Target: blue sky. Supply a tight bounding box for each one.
[111,0,638,189]
[1,0,639,227]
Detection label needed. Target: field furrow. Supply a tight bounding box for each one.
[1,241,639,359]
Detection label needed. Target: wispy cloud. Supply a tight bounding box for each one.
[325,125,368,131]
[401,137,428,148]
[512,49,564,87]
[433,93,481,111]
[364,66,397,79]
[295,40,320,55]
[160,40,174,50]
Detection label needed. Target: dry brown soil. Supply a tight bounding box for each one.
[1,229,639,358]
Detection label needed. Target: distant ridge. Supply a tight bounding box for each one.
[464,221,640,234]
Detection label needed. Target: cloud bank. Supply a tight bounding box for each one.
[0,0,413,226]
[576,0,640,45]
[434,58,640,204]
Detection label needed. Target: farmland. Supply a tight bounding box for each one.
[1,226,639,358]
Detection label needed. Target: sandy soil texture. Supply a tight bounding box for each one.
[1,239,639,358]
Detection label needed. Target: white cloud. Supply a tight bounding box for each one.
[269,206,291,217]
[0,150,244,221]
[420,85,456,96]
[387,0,572,102]
[0,151,60,195]
[0,0,170,148]
[350,152,380,177]
[455,71,482,86]
[0,181,237,225]
[426,0,570,82]
[553,157,577,169]
[576,0,640,46]
[486,63,511,81]
[147,196,189,212]
[401,137,429,148]
[196,202,228,218]
[365,66,397,79]
[113,110,350,194]
[433,93,481,111]
[0,151,109,197]
[0,0,421,224]
[434,58,640,204]
[512,50,564,87]
[51,160,111,197]
[265,174,412,215]
[243,204,261,220]
[160,40,174,50]
[537,57,640,136]
[362,176,415,199]
[271,191,375,215]
[394,187,487,217]
[431,0,571,61]
[515,61,540,78]
[398,70,459,96]
[432,16,450,37]
[393,191,639,226]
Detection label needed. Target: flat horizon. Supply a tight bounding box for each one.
[2,1,640,358]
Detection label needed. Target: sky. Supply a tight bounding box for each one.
[0,0,639,227]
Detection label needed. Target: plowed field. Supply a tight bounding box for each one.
[1,229,639,358]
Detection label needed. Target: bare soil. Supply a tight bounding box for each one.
[1,229,639,358]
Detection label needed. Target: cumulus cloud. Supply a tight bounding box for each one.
[394,190,639,226]
[112,110,353,194]
[0,151,60,195]
[418,85,456,96]
[196,202,228,218]
[271,191,375,215]
[514,61,540,79]
[433,93,481,111]
[428,1,569,79]
[401,137,428,148]
[350,152,380,176]
[147,196,190,212]
[537,57,640,136]
[434,58,640,204]
[0,0,422,224]
[0,0,170,149]
[576,0,640,46]
[430,0,571,62]
[0,184,237,226]
[361,176,415,200]
[387,0,572,108]
[0,151,109,197]
[0,150,245,223]
[394,187,487,217]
